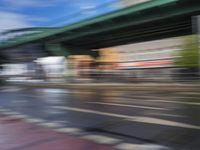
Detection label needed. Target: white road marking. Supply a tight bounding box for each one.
[115,143,170,150]
[127,117,200,130]
[1,111,21,115]
[87,102,169,110]
[39,89,70,94]
[24,118,46,123]
[54,106,200,130]
[147,112,185,118]
[55,128,83,134]
[0,108,9,112]
[81,135,121,144]
[144,99,200,106]
[0,109,28,118]
[0,88,22,92]
[39,122,63,128]
[0,109,84,136]
[9,114,29,119]
[0,107,192,150]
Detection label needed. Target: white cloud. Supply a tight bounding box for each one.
[2,0,66,8]
[0,11,30,33]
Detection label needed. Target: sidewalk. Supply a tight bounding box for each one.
[0,114,116,150]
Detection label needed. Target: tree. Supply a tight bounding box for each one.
[175,35,199,78]
[176,35,199,68]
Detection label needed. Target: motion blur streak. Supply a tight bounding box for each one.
[0,0,200,150]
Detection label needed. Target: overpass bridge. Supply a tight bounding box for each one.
[0,0,200,61]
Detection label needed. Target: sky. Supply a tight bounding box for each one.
[0,0,119,33]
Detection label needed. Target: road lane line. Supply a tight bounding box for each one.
[143,100,200,106]
[81,135,121,144]
[127,117,200,130]
[147,112,185,118]
[87,102,169,110]
[54,106,200,130]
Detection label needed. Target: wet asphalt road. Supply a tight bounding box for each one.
[0,86,199,150]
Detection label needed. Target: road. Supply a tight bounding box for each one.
[0,86,199,150]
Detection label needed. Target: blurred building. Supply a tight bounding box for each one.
[97,48,120,68]
[35,56,66,80]
[67,55,94,80]
[109,37,183,80]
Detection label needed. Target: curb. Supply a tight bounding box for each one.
[9,82,200,92]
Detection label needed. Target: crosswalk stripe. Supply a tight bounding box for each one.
[38,122,63,128]
[0,107,192,149]
[55,128,82,134]
[115,143,169,150]
[81,135,121,144]
[54,106,200,130]
[24,118,46,123]
[87,102,169,110]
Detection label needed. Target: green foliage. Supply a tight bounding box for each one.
[176,35,199,68]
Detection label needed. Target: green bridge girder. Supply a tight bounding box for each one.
[0,0,200,52]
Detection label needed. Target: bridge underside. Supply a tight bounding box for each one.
[0,0,200,62]
[58,0,200,49]
[62,16,193,49]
